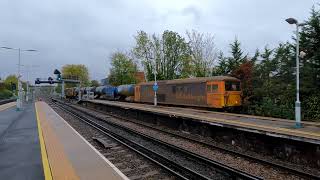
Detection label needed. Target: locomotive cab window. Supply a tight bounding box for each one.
[212,84,218,92]
[207,85,211,92]
[225,81,240,91]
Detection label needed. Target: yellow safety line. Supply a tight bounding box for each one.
[35,103,53,180]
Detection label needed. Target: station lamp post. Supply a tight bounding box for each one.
[285,18,306,128]
[22,64,39,102]
[153,64,158,106]
[153,60,158,106]
[1,47,37,110]
[147,55,158,106]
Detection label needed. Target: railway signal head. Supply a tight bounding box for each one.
[54,69,62,81]
[57,74,62,81]
[54,69,61,75]
[11,82,16,91]
[35,78,40,84]
[48,77,54,84]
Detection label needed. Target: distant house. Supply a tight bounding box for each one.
[134,72,146,83]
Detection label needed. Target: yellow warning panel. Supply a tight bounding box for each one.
[36,102,79,180]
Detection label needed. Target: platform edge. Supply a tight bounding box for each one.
[35,103,53,180]
[50,103,129,180]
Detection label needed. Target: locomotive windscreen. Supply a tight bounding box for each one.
[225,81,240,91]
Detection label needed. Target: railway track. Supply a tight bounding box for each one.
[0,99,15,105]
[50,103,175,179]
[62,99,320,179]
[84,105,320,179]
[52,99,262,180]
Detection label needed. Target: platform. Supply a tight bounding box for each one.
[0,102,44,180]
[87,100,320,144]
[0,101,128,180]
[36,101,128,180]
[0,101,16,111]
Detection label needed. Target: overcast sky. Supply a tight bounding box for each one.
[0,0,318,83]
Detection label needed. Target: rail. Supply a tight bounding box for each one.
[52,98,262,180]
[0,99,15,105]
[86,104,320,179]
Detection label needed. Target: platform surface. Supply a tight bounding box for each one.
[0,102,44,180]
[88,100,320,144]
[0,100,128,180]
[36,101,127,180]
[0,101,16,111]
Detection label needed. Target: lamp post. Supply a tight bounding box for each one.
[22,65,39,102]
[285,18,306,128]
[153,64,158,106]
[148,55,158,106]
[153,60,158,106]
[1,47,37,110]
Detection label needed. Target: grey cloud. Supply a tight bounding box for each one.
[181,6,201,22]
[0,0,318,83]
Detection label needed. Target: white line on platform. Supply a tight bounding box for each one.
[50,105,129,180]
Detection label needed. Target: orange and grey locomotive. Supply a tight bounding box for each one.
[134,76,241,109]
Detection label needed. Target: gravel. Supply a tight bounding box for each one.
[50,103,175,180]
[57,103,233,179]
[69,103,314,180]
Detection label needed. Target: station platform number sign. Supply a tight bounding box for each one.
[153,82,158,92]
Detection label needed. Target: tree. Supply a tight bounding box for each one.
[61,64,90,87]
[299,6,320,94]
[254,46,276,98]
[162,30,190,79]
[251,49,260,63]
[108,52,138,86]
[248,44,296,118]
[186,30,218,77]
[4,75,18,91]
[90,80,100,87]
[3,75,27,94]
[273,43,295,91]
[133,30,191,81]
[212,51,229,75]
[133,31,155,81]
[213,38,247,76]
[232,60,254,110]
[0,89,12,100]
[298,5,320,120]
[228,37,247,74]
[0,75,16,99]
[0,75,28,98]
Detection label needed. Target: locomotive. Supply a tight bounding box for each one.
[65,76,242,109]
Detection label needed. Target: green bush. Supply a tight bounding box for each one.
[0,89,13,100]
[247,97,294,120]
[303,94,320,122]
